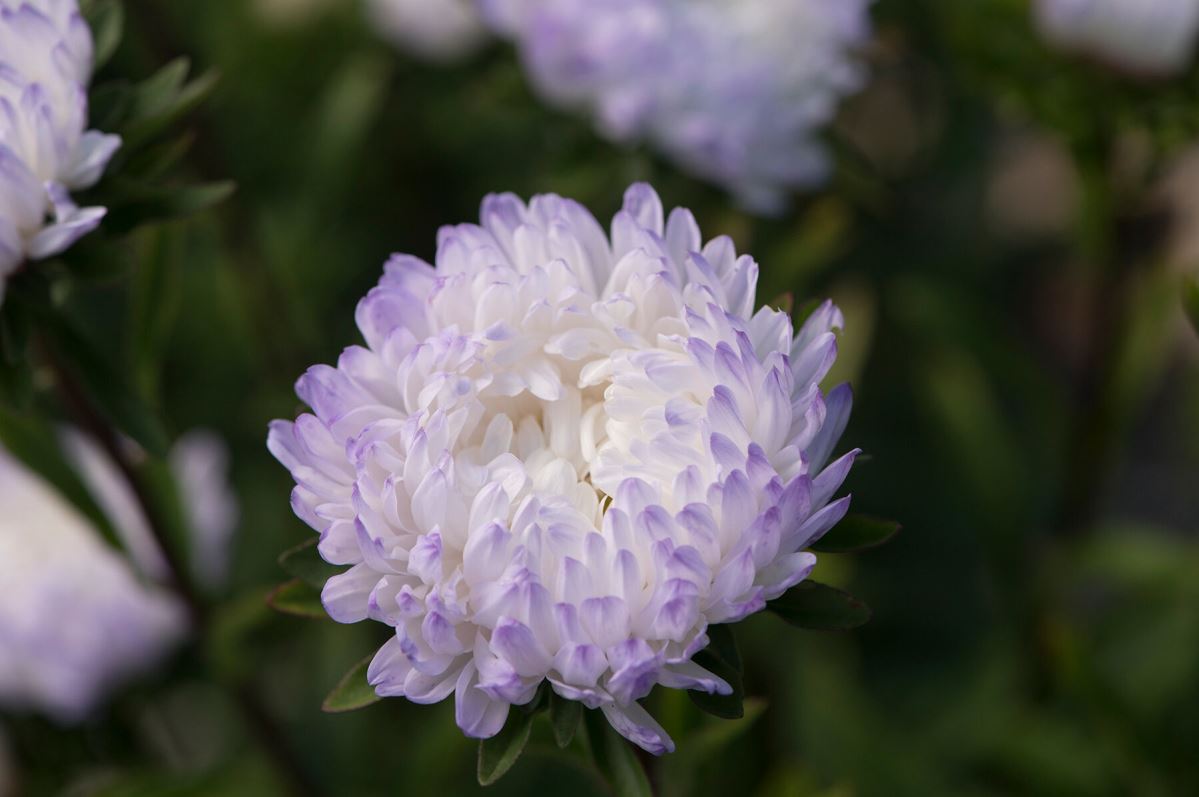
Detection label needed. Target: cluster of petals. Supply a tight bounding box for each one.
[479,0,872,212]
[1034,0,1199,75]
[0,0,119,303]
[269,183,856,753]
[0,431,237,722]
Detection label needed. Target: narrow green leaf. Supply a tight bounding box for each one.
[550,692,582,749]
[130,227,182,399]
[322,654,381,714]
[278,538,336,588]
[810,514,902,554]
[768,581,872,631]
[1183,275,1199,337]
[477,706,536,786]
[41,315,170,457]
[123,63,219,145]
[705,623,741,673]
[584,709,652,797]
[84,0,124,71]
[128,59,190,120]
[266,579,327,620]
[103,181,235,233]
[690,651,743,719]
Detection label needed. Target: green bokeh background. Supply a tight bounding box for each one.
[4,0,1199,794]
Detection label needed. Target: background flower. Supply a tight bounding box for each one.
[368,0,487,62]
[0,444,183,724]
[269,183,855,752]
[1034,0,1199,75]
[0,0,120,301]
[0,428,237,723]
[481,0,872,212]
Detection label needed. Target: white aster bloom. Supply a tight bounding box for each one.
[0,0,120,303]
[481,0,872,212]
[0,445,184,724]
[368,0,488,62]
[1034,0,1199,75]
[269,183,856,753]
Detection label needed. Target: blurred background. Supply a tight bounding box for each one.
[3,0,1199,795]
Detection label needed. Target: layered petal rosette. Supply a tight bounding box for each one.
[481,0,872,212]
[269,183,856,753]
[1034,0,1199,76]
[0,0,120,301]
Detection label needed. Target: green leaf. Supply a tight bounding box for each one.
[584,709,652,797]
[103,181,235,234]
[278,538,337,588]
[1182,275,1199,337]
[688,625,744,720]
[768,581,872,631]
[477,705,536,786]
[550,692,582,749]
[84,0,124,71]
[321,654,381,714]
[809,514,902,554]
[123,61,219,146]
[266,579,327,620]
[130,227,183,399]
[704,623,741,672]
[40,315,170,457]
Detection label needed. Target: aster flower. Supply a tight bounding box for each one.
[269,183,856,753]
[0,0,120,305]
[0,430,238,722]
[480,0,872,212]
[1034,0,1199,76]
[368,0,488,62]
[0,444,183,724]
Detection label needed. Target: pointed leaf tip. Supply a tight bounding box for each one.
[477,707,536,786]
[266,579,328,620]
[768,580,872,631]
[810,514,901,554]
[322,654,381,713]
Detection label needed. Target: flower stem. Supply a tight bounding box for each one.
[37,337,320,797]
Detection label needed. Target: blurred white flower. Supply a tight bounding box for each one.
[0,0,120,303]
[1034,0,1199,75]
[0,445,184,724]
[269,183,856,753]
[0,428,238,722]
[481,0,872,212]
[368,0,488,62]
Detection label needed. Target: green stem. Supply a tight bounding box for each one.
[38,337,320,797]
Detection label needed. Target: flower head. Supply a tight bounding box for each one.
[0,444,183,723]
[1034,0,1199,75]
[368,0,488,62]
[269,183,856,753]
[481,0,872,212]
[0,0,120,302]
[0,429,237,722]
